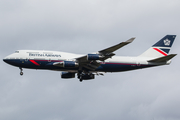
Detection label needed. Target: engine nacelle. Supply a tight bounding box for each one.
[87,54,101,60]
[64,61,78,68]
[56,61,79,68]
[81,74,95,80]
[61,72,75,79]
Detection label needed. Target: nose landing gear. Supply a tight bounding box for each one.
[19,67,23,76]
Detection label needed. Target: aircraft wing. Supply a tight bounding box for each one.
[76,37,135,62]
[98,37,135,56]
[75,37,135,70]
[53,38,135,71]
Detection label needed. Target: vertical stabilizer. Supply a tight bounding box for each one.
[139,35,176,58]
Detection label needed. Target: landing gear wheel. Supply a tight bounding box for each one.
[79,76,83,82]
[20,72,23,76]
[78,70,83,82]
[19,67,23,76]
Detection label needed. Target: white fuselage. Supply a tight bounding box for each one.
[3,50,169,73]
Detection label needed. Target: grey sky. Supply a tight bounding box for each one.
[1,0,180,120]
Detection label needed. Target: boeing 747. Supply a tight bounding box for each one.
[3,35,177,82]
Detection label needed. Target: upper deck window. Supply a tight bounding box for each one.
[15,51,19,53]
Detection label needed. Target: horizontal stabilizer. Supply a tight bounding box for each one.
[148,54,177,63]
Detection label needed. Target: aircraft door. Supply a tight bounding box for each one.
[136,61,141,66]
[25,58,29,62]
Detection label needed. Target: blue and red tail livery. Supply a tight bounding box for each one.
[153,35,176,47]
[140,35,176,58]
[152,35,176,56]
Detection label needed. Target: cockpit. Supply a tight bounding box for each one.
[15,51,19,53]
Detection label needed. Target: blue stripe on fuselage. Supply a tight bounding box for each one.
[96,63,152,72]
[3,59,154,72]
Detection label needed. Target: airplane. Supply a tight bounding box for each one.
[3,35,177,82]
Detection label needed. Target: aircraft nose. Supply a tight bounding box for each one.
[3,58,8,63]
[3,58,14,65]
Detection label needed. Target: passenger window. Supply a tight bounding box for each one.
[15,51,19,53]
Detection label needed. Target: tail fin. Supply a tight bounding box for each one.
[139,35,176,58]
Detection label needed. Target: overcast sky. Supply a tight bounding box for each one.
[1,0,180,120]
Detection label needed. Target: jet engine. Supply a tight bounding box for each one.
[54,61,79,68]
[61,72,75,79]
[87,54,102,60]
[64,61,79,67]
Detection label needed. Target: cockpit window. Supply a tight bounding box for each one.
[15,51,19,53]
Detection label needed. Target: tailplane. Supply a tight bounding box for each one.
[139,35,176,58]
[148,54,177,63]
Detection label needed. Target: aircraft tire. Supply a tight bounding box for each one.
[20,72,23,76]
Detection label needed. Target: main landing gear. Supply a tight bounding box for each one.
[77,71,83,82]
[19,67,23,76]
[77,70,95,82]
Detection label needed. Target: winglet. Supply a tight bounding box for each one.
[126,37,135,43]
